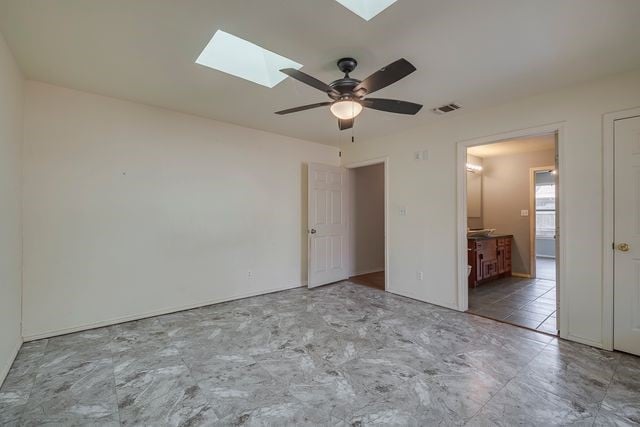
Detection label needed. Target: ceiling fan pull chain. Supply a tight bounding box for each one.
[351,103,355,143]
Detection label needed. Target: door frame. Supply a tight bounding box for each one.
[456,123,567,338]
[603,107,640,351]
[344,157,390,292]
[529,165,556,280]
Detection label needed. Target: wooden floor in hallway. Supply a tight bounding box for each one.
[349,271,385,290]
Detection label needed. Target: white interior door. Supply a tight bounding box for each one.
[614,115,640,356]
[308,163,348,288]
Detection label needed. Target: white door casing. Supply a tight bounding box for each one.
[308,163,348,288]
[614,115,640,356]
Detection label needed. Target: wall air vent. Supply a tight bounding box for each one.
[432,103,461,114]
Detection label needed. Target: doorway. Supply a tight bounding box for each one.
[459,131,560,335]
[347,161,386,290]
[531,168,557,282]
[306,159,389,291]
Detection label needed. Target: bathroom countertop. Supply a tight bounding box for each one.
[467,233,513,241]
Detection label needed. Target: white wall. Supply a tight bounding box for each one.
[0,32,23,384]
[349,163,385,276]
[341,70,640,349]
[22,82,338,340]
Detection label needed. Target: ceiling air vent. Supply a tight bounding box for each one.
[432,103,461,114]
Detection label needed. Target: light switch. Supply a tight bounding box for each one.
[414,149,429,161]
[521,210,529,217]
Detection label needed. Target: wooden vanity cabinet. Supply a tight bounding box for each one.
[468,235,512,287]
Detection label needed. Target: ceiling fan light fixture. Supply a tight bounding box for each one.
[330,100,363,120]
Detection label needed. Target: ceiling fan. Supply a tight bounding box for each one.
[275,57,422,130]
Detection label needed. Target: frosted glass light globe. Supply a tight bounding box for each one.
[330,100,363,120]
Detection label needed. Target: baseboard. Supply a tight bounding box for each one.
[511,272,532,279]
[0,337,23,387]
[349,268,384,277]
[386,288,458,312]
[22,283,305,342]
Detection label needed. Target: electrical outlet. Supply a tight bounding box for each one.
[417,271,424,280]
[400,207,407,216]
[247,270,254,279]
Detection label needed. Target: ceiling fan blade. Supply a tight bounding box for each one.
[275,102,332,115]
[362,98,423,115]
[353,59,416,95]
[280,68,339,95]
[338,118,354,131]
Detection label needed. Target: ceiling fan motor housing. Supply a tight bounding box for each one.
[329,58,362,99]
[329,78,361,98]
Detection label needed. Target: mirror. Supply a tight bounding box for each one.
[467,155,483,220]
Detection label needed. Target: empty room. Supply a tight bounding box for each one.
[1,1,640,425]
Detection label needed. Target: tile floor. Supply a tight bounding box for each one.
[536,256,556,281]
[1,282,638,426]
[468,276,557,334]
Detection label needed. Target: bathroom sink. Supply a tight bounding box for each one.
[467,228,496,237]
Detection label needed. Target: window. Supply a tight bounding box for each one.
[195,30,302,88]
[334,0,397,21]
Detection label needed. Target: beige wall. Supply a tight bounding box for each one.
[22,81,339,340]
[341,70,640,349]
[0,32,23,384]
[482,147,556,275]
[349,163,385,275]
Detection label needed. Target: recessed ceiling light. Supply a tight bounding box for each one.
[196,30,302,88]
[334,0,398,21]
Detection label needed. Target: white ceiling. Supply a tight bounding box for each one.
[468,135,556,158]
[1,0,639,146]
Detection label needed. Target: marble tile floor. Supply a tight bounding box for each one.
[468,276,557,334]
[1,282,639,426]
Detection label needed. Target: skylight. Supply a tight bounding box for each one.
[334,0,398,21]
[195,30,302,88]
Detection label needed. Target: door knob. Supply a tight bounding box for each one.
[617,243,630,252]
[310,229,317,234]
